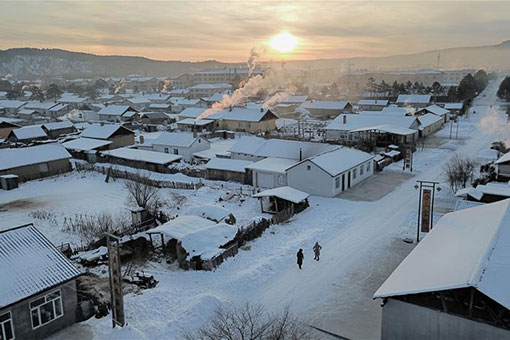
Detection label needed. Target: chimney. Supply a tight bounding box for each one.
[299,147,302,161]
[193,123,198,137]
[139,135,145,144]
[343,115,347,124]
[260,107,264,113]
[229,106,232,112]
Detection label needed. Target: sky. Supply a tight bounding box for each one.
[0,1,509,62]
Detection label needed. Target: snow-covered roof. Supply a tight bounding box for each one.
[212,108,277,123]
[417,113,443,129]
[475,183,510,197]
[279,95,308,104]
[229,136,267,155]
[152,132,208,148]
[62,137,113,151]
[23,101,59,110]
[170,98,202,106]
[455,187,484,201]
[358,99,389,106]
[374,199,510,310]
[0,100,26,109]
[58,96,86,104]
[425,104,450,117]
[177,118,215,126]
[325,114,418,132]
[350,124,418,136]
[0,224,81,308]
[17,109,37,115]
[189,83,232,90]
[148,216,237,260]
[9,125,47,140]
[396,94,431,104]
[360,107,409,117]
[205,158,253,173]
[80,124,132,139]
[253,186,310,204]
[42,120,74,131]
[444,103,463,110]
[149,103,171,109]
[246,157,297,174]
[178,108,207,119]
[101,147,182,165]
[495,151,510,165]
[294,147,374,177]
[187,205,232,223]
[98,105,136,116]
[49,103,68,112]
[0,143,71,171]
[299,100,350,111]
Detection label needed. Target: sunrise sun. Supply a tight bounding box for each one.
[269,32,299,53]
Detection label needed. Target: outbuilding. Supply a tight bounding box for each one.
[151,132,210,162]
[204,157,253,184]
[99,147,182,172]
[80,124,135,149]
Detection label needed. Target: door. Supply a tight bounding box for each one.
[347,171,351,188]
[256,172,275,188]
[342,174,345,191]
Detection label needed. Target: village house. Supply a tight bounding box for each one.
[357,99,389,111]
[97,105,138,122]
[286,147,374,197]
[99,147,182,172]
[253,186,310,214]
[151,132,210,162]
[416,113,444,137]
[57,95,87,110]
[139,112,169,125]
[188,83,233,98]
[204,158,253,184]
[23,102,61,117]
[246,157,297,189]
[0,100,26,114]
[0,143,72,181]
[41,120,76,139]
[298,100,353,118]
[146,215,238,270]
[416,104,451,123]
[177,118,216,132]
[48,104,69,117]
[170,98,208,113]
[374,200,510,340]
[0,224,82,340]
[444,102,464,115]
[5,125,48,143]
[211,107,279,133]
[61,137,113,162]
[396,94,432,109]
[147,103,171,112]
[177,107,207,121]
[79,124,135,149]
[17,109,41,120]
[0,120,20,139]
[324,114,419,145]
[495,151,510,181]
[126,97,151,111]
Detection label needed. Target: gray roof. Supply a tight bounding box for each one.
[0,224,81,308]
[98,105,136,116]
[80,124,132,140]
[0,143,71,171]
[152,132,208,148]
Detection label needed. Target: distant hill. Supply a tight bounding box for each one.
[286,40,510,71]
[1,41,510,79]
[0,48,241,79]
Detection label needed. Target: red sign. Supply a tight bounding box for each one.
[421,189,432,232]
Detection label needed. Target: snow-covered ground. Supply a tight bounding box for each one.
[12,80,510,339]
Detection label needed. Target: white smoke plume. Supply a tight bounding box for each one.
[480,106,510,139]
[247,47,264,77]
[162,79,173,92]
[262,91,291,109]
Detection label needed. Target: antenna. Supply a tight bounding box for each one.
[437,53,441,69]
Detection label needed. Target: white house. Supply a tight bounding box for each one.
[396,94,431,108]
[417,113,444,137]
[286,147,374,197]
[97,105,138,122]
[245,157,297,189]
[374,200,510,340]
[151,132,210,162]
[418,104,450,123]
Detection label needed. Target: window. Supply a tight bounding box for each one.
[164,148,169,153]
[30,290,63,329]
[335,177,340,188]
[306,165,311,171]
[173,148,179,155]
[0,312,14,340]
[366,162,371,172]
[360,165,364,176]
[353,168,357,179]
[277,175,285,185]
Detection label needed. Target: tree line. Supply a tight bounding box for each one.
[497,76,510,101]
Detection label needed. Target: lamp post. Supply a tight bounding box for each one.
[414,180,441,242]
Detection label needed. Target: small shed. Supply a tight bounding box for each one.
[204,158,253,184]
[0,174,19,190]
[187,205,236,224]
[253,186,310,214]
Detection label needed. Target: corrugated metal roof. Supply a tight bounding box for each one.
[0,143,71,171]
[0,224,81,308]
[152,132,207,148]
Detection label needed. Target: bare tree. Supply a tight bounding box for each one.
[185,303,315,340]
[443,153,478,192]
[124,171,163,216]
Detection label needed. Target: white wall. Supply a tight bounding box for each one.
[153,138,209,162]
[252,170,287,189]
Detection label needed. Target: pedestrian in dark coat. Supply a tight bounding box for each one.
[313,242,322,261]
[297,249,304,269]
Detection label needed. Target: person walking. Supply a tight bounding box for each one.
[313,242,322,261]
[297,249,304,269]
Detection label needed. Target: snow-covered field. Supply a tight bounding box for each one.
[7,80,509,339]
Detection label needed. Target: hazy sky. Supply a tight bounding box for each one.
[1,1,509,62]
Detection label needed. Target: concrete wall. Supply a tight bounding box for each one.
[251,170,287,189]
[381,298,510,340]
[152,138,209,162]
[110,134,135,149]
[0,158,72,182]
[0,280,78,340]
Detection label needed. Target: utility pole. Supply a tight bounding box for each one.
[414,180,441,242]
[106,233,125,328]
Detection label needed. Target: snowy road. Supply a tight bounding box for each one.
[253,79,507,339]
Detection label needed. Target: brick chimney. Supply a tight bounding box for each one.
[343,115,347,124]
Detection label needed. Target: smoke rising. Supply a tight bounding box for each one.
[480,106,510,138]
